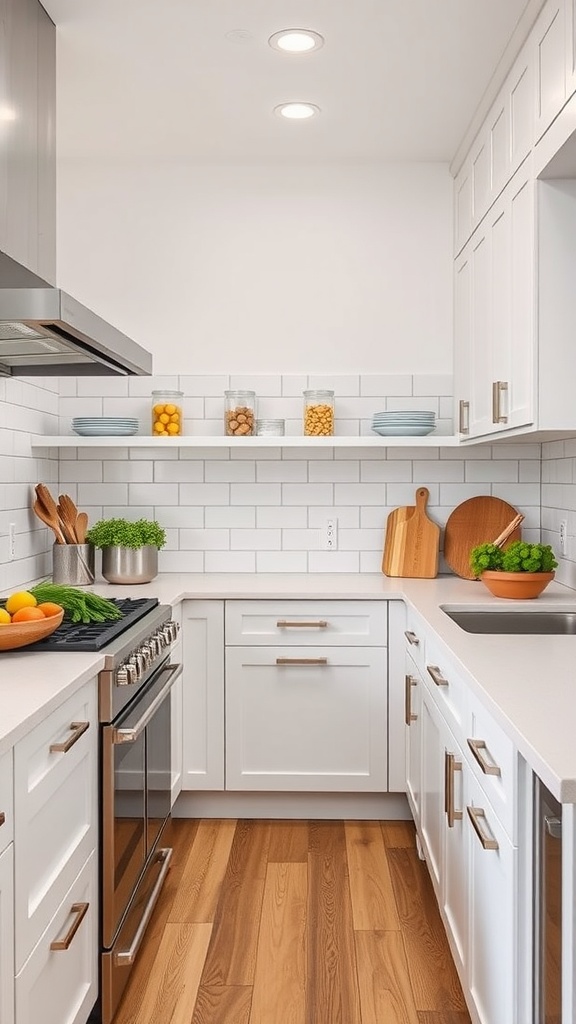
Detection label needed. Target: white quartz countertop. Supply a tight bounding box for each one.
[2,572,576,801]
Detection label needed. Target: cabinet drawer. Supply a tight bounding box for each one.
[403,611,426,674]
[466,691,517,843]
[14,683,97,970]
[16,851,97,1024]
[0,748,14,853]
[423,639,468,737]
[225,645,387,791]
[225,600,387,646]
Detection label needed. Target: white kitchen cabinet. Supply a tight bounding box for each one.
[533,0,567,142]
[455,164,535,440]
[0,749,13,854]
[419,683,444,894]
[15,851,97,1024]
[181,600,225,792]
[0,844,14,1024]
[225,600,388,793]
[404,653,423,826]
[169,604,183,805]
[13,681,97,974]
[566,0,576,98]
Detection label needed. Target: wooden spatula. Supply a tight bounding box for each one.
[58,494,80,544]
[75,512,88,544]
[33,498,66,544]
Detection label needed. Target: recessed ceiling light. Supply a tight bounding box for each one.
[269,30,324,54]
[274,102,321,120]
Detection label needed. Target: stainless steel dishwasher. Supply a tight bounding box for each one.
[534,778,562,1024]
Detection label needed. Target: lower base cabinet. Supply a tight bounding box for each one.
[0,844,14,1024]
[225,645,388,791]
[15,852,97,1024]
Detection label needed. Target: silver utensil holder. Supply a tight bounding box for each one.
[52,544,95,586]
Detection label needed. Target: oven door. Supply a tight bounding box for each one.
[102,660,181,949]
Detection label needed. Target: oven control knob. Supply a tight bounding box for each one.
[149,635,161,658]
[138,645,153,668]
[116,661,138,686]
[128,653,143,680]
[164,620,179,642]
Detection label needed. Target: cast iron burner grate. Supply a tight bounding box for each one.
[30,597,159,652]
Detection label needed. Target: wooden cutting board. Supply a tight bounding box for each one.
[444,495,522,580]
[382,487,440,578]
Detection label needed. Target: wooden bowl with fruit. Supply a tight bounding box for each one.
[0,591,64,651]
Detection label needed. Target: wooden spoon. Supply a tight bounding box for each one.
[75,512,88,544]
[58,494,80,544]
[33,498,65,544]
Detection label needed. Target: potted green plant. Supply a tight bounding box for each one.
[86,518,167,584]
[469,541,558,599]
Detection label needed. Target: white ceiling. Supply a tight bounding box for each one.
[42,0,532,164]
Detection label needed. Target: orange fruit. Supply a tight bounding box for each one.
[164,403,176,415]
[12,607,45,622]
[37,602,63,618]
[5,590,37,614]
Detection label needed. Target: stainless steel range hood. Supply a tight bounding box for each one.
[0,252,153,376]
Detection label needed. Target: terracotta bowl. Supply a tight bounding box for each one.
[0,609,64,651]
[480,571,555,600]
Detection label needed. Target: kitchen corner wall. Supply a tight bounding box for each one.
[0,377,59,591]
[541,439,576,589]
[56,373,543,575]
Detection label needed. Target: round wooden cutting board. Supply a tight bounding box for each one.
[443,496,522,580]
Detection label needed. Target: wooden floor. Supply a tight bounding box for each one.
[113,819,472,1024]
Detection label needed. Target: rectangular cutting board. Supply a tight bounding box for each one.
[382,487,440,578]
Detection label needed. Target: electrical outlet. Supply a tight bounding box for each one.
[560,519,568,557]
[9,523,16,560]
[322,517,338,551]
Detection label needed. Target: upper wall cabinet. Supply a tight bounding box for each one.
[453,49,534,256]
[0,0,55,282]
[533,0,567,141]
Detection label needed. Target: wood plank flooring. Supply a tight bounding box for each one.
[113,819,471,1024]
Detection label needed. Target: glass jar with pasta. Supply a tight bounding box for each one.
[303,390,335,436]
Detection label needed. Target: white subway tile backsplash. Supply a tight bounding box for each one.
[257,460,308,483]
[283,483,333,506]
[256,551,308,573]
[231,529,281,550]
[206,506,255,528]
[360,375,412,398]
[205,551,256,572]
[60,461,104,483]
[257,507,308,528]
[339,528,382,551]
[180,483,230,505]
[232,483,282,505]
[159,550,204,573]
[308,551,360,573]
[360,461,412,483]
[129,483,180,505]
[107,461,154,483]
[309,461,359,483]
[180,529,230,550]
[465,460,518,483]
[155,461,204,483]
[78,482,128,505]
[282,529,318,550]
[413,460,464,482]
[413,374,453,396]
[308,506,359,528]
[158,506,204,528]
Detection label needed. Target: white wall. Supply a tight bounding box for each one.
[56,162,453,375]
[541,439,576,588]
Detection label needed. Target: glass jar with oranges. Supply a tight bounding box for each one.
[151,390,184,437]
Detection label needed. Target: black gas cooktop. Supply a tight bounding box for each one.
[30,597,159,652]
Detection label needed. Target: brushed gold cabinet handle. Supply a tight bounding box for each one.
[276,657,328,666]
[444,751,462,828]
[0,812,5,827]
[405,675,418,725]
[467,738,501,777]
[404,630,420,646]
[427,664,449,687]
[467,806,499,851]
[276,620,328,628]
[50,721,89,753]
[50,902,89,950]
[492,380,508,424]
[459,399,470,434]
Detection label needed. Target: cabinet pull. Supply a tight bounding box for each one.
[467,806,499,851]
[444,751,463,828]
[458,399,470,435]
[427,664,448,687]
[276,657,328,666]
[404,630,420,646]
[114,849,172,966]
[50,902,89,951]
[276,620,328,628]
[492,380,508,424]
[405,675,418,725]
[467,738,501,777]
[0,812,5,828]
[49,721,89,754]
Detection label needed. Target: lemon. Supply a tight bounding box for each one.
[0,608,11,625]
[5,590,37,614]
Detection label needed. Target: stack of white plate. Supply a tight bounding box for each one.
[72,417,139,437]
[371,410,436,437]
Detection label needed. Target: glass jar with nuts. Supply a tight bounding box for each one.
[303,389,335,436]
[224,390,256,436]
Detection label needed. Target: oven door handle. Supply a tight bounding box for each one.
[112,663,182,744]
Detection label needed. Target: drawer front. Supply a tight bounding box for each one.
[0,748,14,853]
[423,638,468,737]
[16,851,98,1024]
[225,600,387,646]
[14,682,97,970]
[225,645,387,791]
[466,691,517,843]
[403,610,426,674]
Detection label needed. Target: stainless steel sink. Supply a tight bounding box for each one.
[441,608,576,634]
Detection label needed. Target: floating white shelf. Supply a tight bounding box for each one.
[32,434,460,449]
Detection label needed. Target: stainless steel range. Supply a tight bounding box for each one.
[42,597,181,1024]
